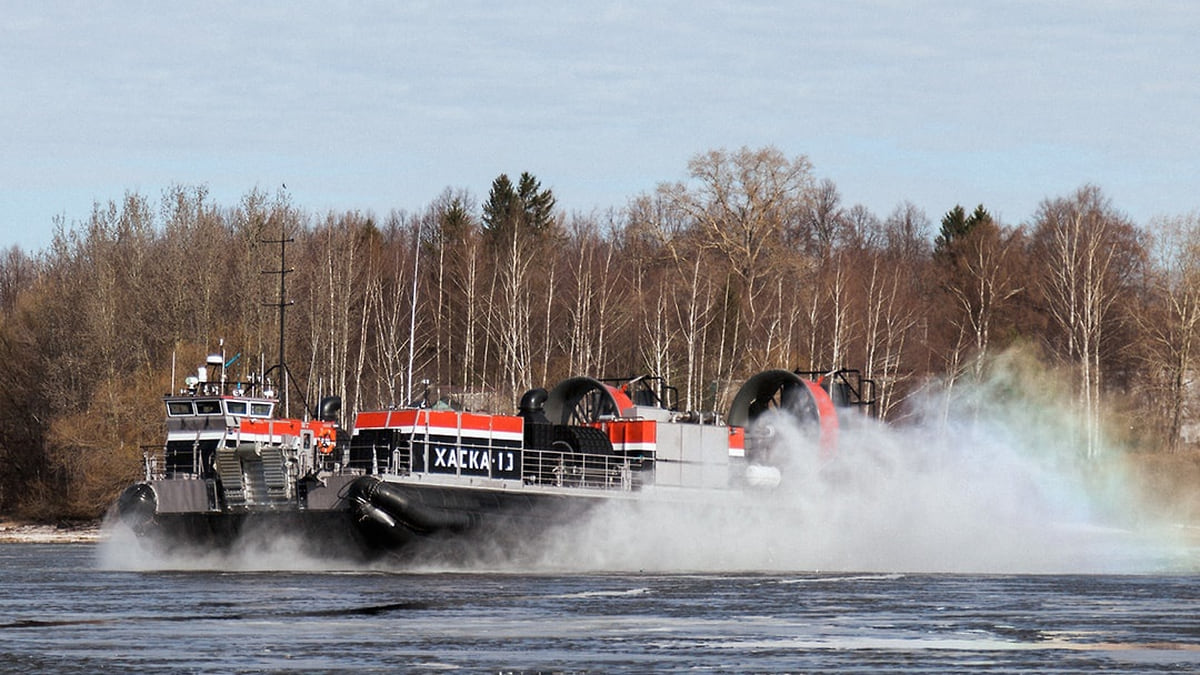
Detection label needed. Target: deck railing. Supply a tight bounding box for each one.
[147,435,648,493]
[141,445,165,480]
[519,447,640,490]
[353,436,645,492]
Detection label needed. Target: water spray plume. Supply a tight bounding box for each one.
[521,348,1196,574]
[99,516,374,573]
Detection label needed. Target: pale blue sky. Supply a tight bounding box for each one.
[3,1,1197,251]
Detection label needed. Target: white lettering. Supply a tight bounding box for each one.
[427,446,516,475]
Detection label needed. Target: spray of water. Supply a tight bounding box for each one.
[515,350,1196,574]
[98,515,377,573]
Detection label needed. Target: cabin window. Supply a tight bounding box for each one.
[225,401,248,416]
[250,403,273,417]
[166,401,194,416]
[195,400,222,415]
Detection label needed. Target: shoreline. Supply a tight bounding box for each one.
[0,519,104,544]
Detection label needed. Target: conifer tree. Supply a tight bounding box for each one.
[934,204,992,259]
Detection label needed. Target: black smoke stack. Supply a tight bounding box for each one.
[518,388,550,425]
[318,396,342,423]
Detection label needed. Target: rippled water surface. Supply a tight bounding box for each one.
[1,543,1197,673]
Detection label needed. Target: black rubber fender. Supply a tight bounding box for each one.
[115,483,158,534]
[348,476,473,535]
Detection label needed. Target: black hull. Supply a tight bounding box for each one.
[348,476,609,562]
[130,509,381,561]
[115,478,612,563]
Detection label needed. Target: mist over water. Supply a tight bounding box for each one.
[523,356,1195,575]
[99,520,365,573]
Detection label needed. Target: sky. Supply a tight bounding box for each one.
[3,1,1198,252]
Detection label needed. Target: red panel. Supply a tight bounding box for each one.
[490,415,524,435]
[387,409,420,428]
[306,420,336,435]
[354,411,390,429]
[425,410,458,429]
[460,412,494,432]
[727,426,745,452]
[615,420,657,444]
[238,418,303,436]
[602,420,657,450]
[358,408,523,436]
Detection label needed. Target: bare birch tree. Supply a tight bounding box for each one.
[1032,185,1144,458]
[671,146,814,374]
[1139,212,1200,450]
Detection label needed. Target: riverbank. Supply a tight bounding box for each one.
[0,519,103,543]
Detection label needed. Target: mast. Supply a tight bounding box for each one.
[262,216,296,416]
[407,218,421,404]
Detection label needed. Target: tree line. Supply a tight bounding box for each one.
[1,145,1197,519]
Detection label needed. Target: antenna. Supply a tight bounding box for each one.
[261,219,294,379]
[261,214,310,417]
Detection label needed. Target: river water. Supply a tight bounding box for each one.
[1,542,1197,673]
[8,378,1200,672]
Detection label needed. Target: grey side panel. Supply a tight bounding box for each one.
[303,474,358,511]
[150,479,214,513]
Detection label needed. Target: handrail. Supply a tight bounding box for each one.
[141,444,165,480]
[368,438,643,492]
[146,432,646,493]
[520,448,639,490]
